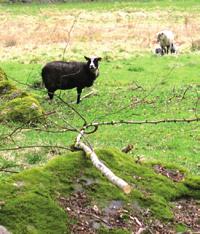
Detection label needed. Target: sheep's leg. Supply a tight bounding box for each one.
[166,45,170,54]
[170,43,174,53]
[48,90,55,100]
[76,88,82,104]
[161,46,165,55]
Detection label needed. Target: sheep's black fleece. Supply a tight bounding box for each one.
[42,61,98,103]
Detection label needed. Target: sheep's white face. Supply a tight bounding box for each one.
[84,56,102,74]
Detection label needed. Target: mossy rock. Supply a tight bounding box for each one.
[0,81,15,96]
[0,67,8,81]
[0,68,44,124]
[0,80,27,100]
[0,96,44,123]
[0,148,199,233]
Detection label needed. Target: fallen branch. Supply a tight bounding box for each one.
[0,169,19,173]
[86,117,200,128]
[69,90,98,104]
[80,90,98,101]
[73,116,199,193]
[74,129,132,194]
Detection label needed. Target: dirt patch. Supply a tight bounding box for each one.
[58,192,139,233]
[153,164,185,182]
[58,191,181,233]
[173,199,200,232]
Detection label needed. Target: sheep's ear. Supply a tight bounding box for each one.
[84,56,90,61]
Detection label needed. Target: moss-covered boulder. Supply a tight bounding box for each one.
[0,148,199,233]
[0,96,44,123]
[0,80,27,100]
[0,68,44,123]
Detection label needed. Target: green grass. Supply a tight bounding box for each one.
[1,0,200,15]
[0,53,199,177]
[0,2,199,232]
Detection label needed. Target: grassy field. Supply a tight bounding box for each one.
[0,54,199,176]
[1,0,200,63]
[1,0,200,13]
[0,1,199,178]
[0,2,200,233]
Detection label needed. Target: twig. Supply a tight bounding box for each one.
[81,90,98,100]
[23,128,77,133]
[180,85,191,100]
[0,169,19,173]
[79,210,111,226]
[62,12,81,61]
[56,95,88,125]
[0,145,71,152]
[86,117,200,128]
[0,111,56,142]
[70,90,98,104]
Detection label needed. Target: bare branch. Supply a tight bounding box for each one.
[62,12,81,61]
[71,90,98,104]
[180,85,191,101]
[0,111,56,142]
[56,95,88,125]
[86,117,200,128]
[0,169,19,173]
[0,145,71,152]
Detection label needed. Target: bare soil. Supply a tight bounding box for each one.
[153,164,185,182]
[58,191,200,233]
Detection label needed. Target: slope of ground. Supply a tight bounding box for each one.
[0,148,200,233]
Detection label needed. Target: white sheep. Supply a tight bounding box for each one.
[157,30,175,55]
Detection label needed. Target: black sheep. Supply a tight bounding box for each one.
[41,56,102,104]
